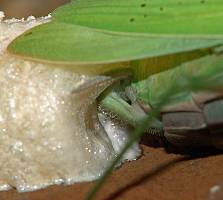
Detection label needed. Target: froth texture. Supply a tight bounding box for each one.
[0,13,141,192]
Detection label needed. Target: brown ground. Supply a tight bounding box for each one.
[1,145,223,200]
[0,0,70,18]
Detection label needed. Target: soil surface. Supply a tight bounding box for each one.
[2,145,223,200]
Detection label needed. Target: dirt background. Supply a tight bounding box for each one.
[1,145,223,200]
[0,0,70,18]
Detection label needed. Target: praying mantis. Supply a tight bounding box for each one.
[7,0,223,198]
[101,53,223,150]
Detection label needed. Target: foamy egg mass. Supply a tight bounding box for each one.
[0,12,141,192]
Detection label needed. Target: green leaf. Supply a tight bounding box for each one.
[54,0,223,37]
[8,0,223,78]
[9,21,222,64]
[8,21,223,76]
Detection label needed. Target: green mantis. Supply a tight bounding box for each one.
[101,54,223,149]
[7,0,223,199]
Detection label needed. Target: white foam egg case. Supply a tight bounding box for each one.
[0,12,141,192]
